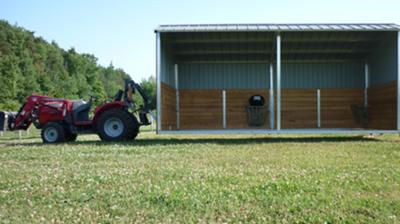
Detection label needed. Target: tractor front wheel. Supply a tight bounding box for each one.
[96,109,139,141]
[41,122,66,143]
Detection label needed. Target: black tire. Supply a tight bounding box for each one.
[126,113,140,140]
[41,122,66,143]
[96,109,139,141]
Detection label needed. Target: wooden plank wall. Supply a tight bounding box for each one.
[321,89,364,128]
[282,89,364,129]
[161,83,176,130]
[281,89,317,129]
[163,87,368,130]
[179,89,270,129]
[368,81,397,130]
[228,89,364,129]
[180,89,222,129]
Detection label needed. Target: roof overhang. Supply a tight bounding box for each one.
[156,24,399,63]
[155,23,400,33]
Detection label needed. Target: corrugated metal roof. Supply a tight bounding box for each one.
[156,23,400,32]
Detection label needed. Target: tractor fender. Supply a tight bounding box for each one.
[92,102,125,124]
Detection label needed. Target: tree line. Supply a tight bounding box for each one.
[0,20,155,111]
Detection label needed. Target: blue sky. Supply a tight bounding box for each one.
[1,0,399,81]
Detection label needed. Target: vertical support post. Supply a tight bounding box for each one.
[364,63,369,108]
[0,131,3,137]
[317,89,321,128]
[18,130,22,140]
[150,116,154,131]
[174,64,180,130]
[397,31,400,131]
[222,90,226,129]
[269,63,274,129]
[276,33,281,131]
[156,32,161,133]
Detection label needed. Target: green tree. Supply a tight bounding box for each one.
[0,55,19,110]
[0,19,135,110]
[16,51,40,102]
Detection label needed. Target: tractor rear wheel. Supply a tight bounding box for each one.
[41,122,66,143]
[96,109,139,141]
[126,113,140,140]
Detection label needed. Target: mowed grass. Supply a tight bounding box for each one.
[0,131,399,223]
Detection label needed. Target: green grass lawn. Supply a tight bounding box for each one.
[0,131,399,223]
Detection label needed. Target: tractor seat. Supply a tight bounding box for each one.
[72,100,91,122]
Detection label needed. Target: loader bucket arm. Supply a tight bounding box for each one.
[124,79,152,125]
[13,105,33,130]
[125,79,151,112]
[8,102,33,131]
[2,95,42,131]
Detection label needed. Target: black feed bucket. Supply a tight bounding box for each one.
[246,95,267,127]
[351,105,368,128]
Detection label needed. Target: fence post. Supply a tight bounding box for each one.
[317,89,321,128]
[222,90,226,129]
[151,116,155,132]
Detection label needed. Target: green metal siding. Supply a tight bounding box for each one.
[160,31,398,89]
[178,63,364,89]
[282,63,364,88]
[179,64,269,89]
[369,32,398,86]
[160,34,175,87]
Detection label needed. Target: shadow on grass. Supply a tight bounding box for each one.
[2,135,379,147]
[0,136,39,141]
[84,136,379,146]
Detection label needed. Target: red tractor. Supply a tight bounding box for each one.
[0,79,152,143]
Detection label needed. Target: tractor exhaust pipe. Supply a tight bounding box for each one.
[0,112,17,131]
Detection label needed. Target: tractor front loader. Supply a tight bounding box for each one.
[0,79,152,143]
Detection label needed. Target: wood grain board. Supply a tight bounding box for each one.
[321,88,364,128]
[368,81,397,130]
[179,89,222,129]
[161,83,177,130]
[161,83,396,130]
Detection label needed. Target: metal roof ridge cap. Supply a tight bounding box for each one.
[156,23,400,28]
[155,23,400,32]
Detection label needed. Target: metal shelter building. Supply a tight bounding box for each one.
[155,23,400,134]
